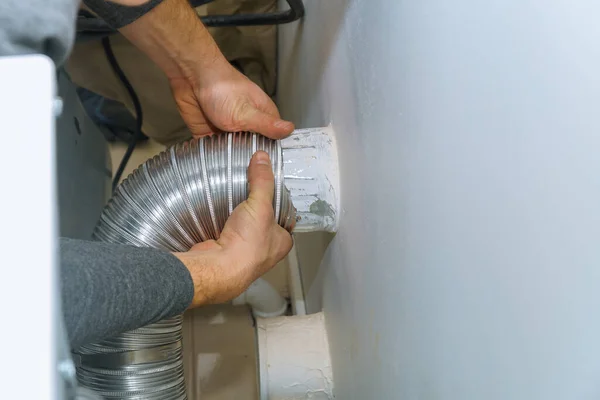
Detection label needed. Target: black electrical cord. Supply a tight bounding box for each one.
[101,36,144,192]
[76,0,304,41]
[201,0,304,27]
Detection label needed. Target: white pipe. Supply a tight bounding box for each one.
[232,278,288,318]
[256,312,334,399]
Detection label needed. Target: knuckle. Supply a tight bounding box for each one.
[244,198,274,223]
[280,231,293,252]
[253,174,273,187]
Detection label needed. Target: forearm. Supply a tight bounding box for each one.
[172,240,234,307]
[82,0,164,28]
[60,237,194,349]
[118,0,228,82]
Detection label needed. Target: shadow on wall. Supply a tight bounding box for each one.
[301,232,334,313]
[183,305,259,399]
[277,0,351,313]
[277,0,352,127]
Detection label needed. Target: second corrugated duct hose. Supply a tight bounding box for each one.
[73,132,296,399]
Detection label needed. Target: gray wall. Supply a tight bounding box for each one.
[278,1,600,399]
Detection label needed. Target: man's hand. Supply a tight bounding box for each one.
[118,0,294,139]
[170,64,294,138]
[173,151,293,307]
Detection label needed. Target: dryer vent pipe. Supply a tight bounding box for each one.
[73,129,340,399]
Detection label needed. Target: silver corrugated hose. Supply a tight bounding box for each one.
[73,132,296,399]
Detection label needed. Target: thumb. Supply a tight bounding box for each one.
[247,151,275,206]
[238,106,295,139]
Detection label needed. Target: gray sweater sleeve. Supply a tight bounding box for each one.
[83,0,164,29]
[0,0,79,66]
[0,0,163,66]
[60,237,194,349]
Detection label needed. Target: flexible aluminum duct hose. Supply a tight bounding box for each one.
[73,132,296,399]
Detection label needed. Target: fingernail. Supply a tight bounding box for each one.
[255,151,270,165]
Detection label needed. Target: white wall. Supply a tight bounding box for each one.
[278,1,600,399]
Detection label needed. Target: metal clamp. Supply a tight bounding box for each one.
[73,341,182,369]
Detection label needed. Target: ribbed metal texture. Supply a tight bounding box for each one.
[74,132,296,399]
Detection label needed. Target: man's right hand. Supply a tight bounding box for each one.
[173,151,293,307]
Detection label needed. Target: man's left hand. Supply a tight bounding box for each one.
[118,0,294,140]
